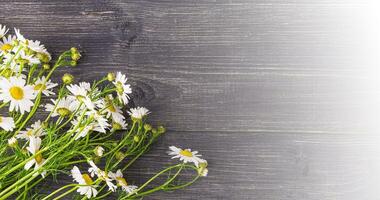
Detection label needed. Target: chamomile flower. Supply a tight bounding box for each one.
[112,116,128,131]
[19,50,40,65]
[86,110,110,133]
[128,107,149,120]
[67,83,95,110]
[98,95,124,121]
[197,160,208,177]
[0,115,15,131]
[88,161,117,192]
[3,53,22,73]
[8,137,18,147]
[17,120,46,140]
[25,136,46,177]
[27,40,51,61]
[71,166,98,198]
[94,146,105,157]
[0,76,36,114]
[71,118,104,140]
[0,35,15,55]
[168,146,204,167]
[109,169,138,194]
[14,28,26,43]
[45,96,79,117]
[33,76,57,96]
[113,72,132,105]
[0,24,8,38]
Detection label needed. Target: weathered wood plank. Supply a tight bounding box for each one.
[1,0,379,199]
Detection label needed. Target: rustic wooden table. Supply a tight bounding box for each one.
[2,0,380,199]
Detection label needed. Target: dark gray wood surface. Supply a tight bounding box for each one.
[2,0,380,199]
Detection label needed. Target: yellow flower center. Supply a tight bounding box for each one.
[57,107,71,117]
[180,150,193,157]
[34,84,46,91]
[108,104,116,112]
[82,174,93,185]
[9,86,24,100]
[116,177,128,186]
[27,130,34,136]
[76,95,86,102]
[35,153,43,164]
[1,44,12,52]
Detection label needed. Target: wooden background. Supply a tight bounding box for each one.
[2,0,380,199]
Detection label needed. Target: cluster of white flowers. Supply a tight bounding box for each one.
[71,161,138,198]
[0,24,208,199]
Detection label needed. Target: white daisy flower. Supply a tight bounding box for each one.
[128,107,150,120]
[17,120,46,140]
[33,76,58,96]
[24,136,46,177]
[2,53,22,73]
[112,116,127,131]
[8,137,18,147]
[168,146,204,167]
[0,24,8,38]
[98,95,124,121]
[88,161,117,192]
[0,115,15,131]
[86,110,110,133]
[109,169,138,194]
[0,35,15,55]
[67,83,95,110]
[45,96,79,117]
[113,72,132,105]
[27,40,51,61]
[14,28,26,43]
[94,146,104,157]
[71,118,104,140]
[71,166,98,198]
[19,50,40,65]
[197,160,208,177]
[0,76,36,114]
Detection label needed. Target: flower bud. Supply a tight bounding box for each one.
[107,72,115,82]
[115,151,125,160]
[71,53,81,61]
[144,124,152,132]
[197,160,208,177]
[70,60,77,67]
[70,47,78,54]
[62,73,74,84]
[157,126,166,134]
[133,135,140,142]
[151,128,157,135]
[43,63,50,70]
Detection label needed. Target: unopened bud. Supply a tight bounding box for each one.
[144,124,152,132]
[71,53,81,61]
[62,73,74,84]
[70,60,77,67]
[115,151,125,160]
[107,72,115,81]
[157,126,166,134]
[133,135,140,142]
[43,63,50,70]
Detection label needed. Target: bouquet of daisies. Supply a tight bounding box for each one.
[0,24,208,200]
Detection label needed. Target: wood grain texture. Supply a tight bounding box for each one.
[1,0,380,199]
